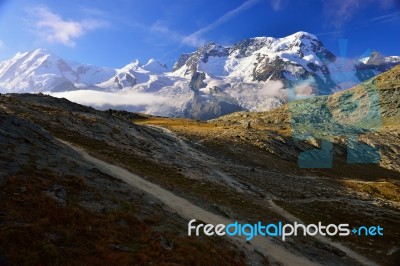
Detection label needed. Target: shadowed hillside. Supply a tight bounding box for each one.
[0,65,399,265]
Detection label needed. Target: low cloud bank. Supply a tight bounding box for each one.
[50,90,175,115]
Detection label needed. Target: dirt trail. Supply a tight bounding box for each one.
[59,140,318,266]
[268,200,379,266]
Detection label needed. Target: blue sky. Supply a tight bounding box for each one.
[0,0,399,68]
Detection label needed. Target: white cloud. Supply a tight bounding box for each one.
[150,20,182,42]
[270,0,286,11]
[231,80,287,99]
[181,35,205,47]
[327,0,363,28]
[149,0,262,49]
[324,0,397,28]
[181,0,262,47]
[27,6,108,47]
[50,90,174,114]
[315,11,400,36]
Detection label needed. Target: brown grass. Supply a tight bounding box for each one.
[341,180,400,202]
[0,172,246,265]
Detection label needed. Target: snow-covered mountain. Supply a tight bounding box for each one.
[1,32,399,119]
[0,48,170,93]
[358,51,400,72]
[0,49,117,92]
[96,59,169,91]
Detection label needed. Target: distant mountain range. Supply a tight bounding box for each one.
[1,31,399,119]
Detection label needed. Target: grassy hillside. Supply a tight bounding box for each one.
[0,65,399,265]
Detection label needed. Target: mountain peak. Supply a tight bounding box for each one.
[146,58,156,64]
[290,31,318,40]
[122,59,141,70]
[9,49,54,62]
[368,50,385,64]
[142,58,167,73]
[32,48,49,53]
[29,48,55,57]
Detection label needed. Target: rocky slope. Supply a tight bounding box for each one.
[213,64,400,172]
[0,61,399,264]
[0,94,248,265]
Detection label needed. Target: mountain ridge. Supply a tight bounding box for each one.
[1,31,399,120]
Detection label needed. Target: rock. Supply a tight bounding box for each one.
[387,246,399,256]
[79,201,106,214]
[43,185,67,207]
[46,232,62,243]
[243,121,251,129]
[118,219,128,228]
[213,204,233,218]
[160,236,174,250]
[109,244,132,252]
[332,248,347,257]
[314,241,346,257]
